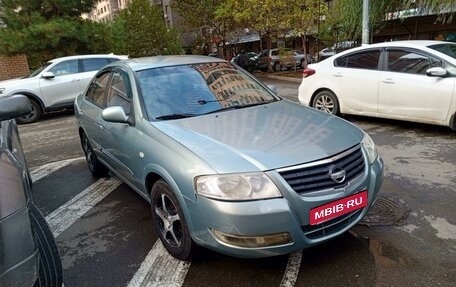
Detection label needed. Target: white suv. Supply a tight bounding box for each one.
[0,54,127,123]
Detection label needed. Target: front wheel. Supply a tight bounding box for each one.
[30,204,63,287]
[312,90,340,115]
[16,98,42,124]
[273,62,281,71]
[150,180,196,260]
[81,132,108,178]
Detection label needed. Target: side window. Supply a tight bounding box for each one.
[107,70,132,115]
[335,50,381,70]
[48,60,79,76]
[387,49,443,75]
[85,71,111,108]
[81,58,111,72]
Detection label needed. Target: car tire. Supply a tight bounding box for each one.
[16,98,42,124]
[30,204,63,287]
[150,180,196,261]
[312,90,340,115]
[273,62,281,72]
[81,132,109,178]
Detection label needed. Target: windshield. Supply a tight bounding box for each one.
[28,62,52,77]
[136,62,279,120]
[428,43,456,60]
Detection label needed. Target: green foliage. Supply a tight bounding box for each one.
[115,0,182,57]
[0,0,111,69]
[173,0,240,57]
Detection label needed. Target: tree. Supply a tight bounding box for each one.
[282,0,328,68]
[0,0,111,69]
[114,0,182,57]
[217,0,289,71]
[173,0,240,58]
[326,0,456,44]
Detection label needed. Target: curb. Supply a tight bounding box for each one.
[254,73,302,83]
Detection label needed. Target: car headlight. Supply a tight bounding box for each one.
[195,173,282,201]
[362,132,378,164]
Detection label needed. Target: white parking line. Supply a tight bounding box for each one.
[30,156,85,182]
[127,240,191,287]
[45,177,122,237]
[279,251,303,287]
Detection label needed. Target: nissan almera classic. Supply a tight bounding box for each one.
[74,55,384,260]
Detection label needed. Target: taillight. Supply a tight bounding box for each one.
[303,68,315,78]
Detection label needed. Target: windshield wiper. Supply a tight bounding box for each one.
[155,113,196,120]
[204,101,275,115]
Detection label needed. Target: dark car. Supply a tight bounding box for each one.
[231,52,267,72]
[0,95,63,286]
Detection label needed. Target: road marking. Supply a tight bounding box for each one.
[127,240,191,287]
[30,156,85,182]
[279,251,303,287]
[45,177,122,237]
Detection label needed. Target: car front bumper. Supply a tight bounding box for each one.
[188,156,384,258]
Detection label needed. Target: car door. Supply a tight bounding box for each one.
[378,48,454,122]
[79,70,112,160]
[38,59,82,108]
[100,68,138,185]
[330,49,382,114]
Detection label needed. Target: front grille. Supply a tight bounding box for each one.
[302,209,363,239]
[278,146,365,194]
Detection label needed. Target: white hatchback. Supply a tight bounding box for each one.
[298,40,456,130]
[0,54,127,123]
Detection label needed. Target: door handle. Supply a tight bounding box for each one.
[332,72,343,77]
[99,124,105,130]
[382,78,395,84]
[71,79,81,82]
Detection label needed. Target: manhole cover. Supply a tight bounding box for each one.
[358,196,410,226]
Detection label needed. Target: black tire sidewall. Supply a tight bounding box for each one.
[30,204,63,287]
[16,98,42,124]
[150,180,194,260]
[81,133,108,178]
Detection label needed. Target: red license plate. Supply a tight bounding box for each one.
[309,191,368,225]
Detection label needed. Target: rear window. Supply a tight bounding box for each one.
[335,50,381,70]
[81,58,114,72]
[428,43,456,60]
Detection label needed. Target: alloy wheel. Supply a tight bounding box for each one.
[155,193,182,248]
[315,95,335,114]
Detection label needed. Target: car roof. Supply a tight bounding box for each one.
[48,54,127,63]
[366,40,454,49]
[116,55,227,71]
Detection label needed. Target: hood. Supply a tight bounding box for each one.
[153,101,364,173]
[0,78,31,95]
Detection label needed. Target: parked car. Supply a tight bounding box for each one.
[299,40,456,130]
[0,54,127,124]
[231,52,265,71]
[259,48,311,71]
[75,55,383,260]
[318,48,336,61]
[293,50,313,67]
[0,95,63,286]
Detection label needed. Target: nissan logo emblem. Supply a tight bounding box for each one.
[328,165,346,184]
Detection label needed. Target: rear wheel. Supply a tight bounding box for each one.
[312,90,340,115]
[16,98,42,124]
[150,180,196,260]
[30,204,63,287]
[81,132,108,177]
[273,62,281,71]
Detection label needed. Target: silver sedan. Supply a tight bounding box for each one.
[75,56,383,260]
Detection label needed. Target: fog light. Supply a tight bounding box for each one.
[211,229,293,248]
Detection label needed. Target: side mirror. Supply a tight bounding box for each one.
[0,95,32,121]
[426,67,447,77]
[102,106,129,124]
[267,84,278,95]
[42,72,55,79]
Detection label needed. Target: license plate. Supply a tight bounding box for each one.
[309,191,368,225]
